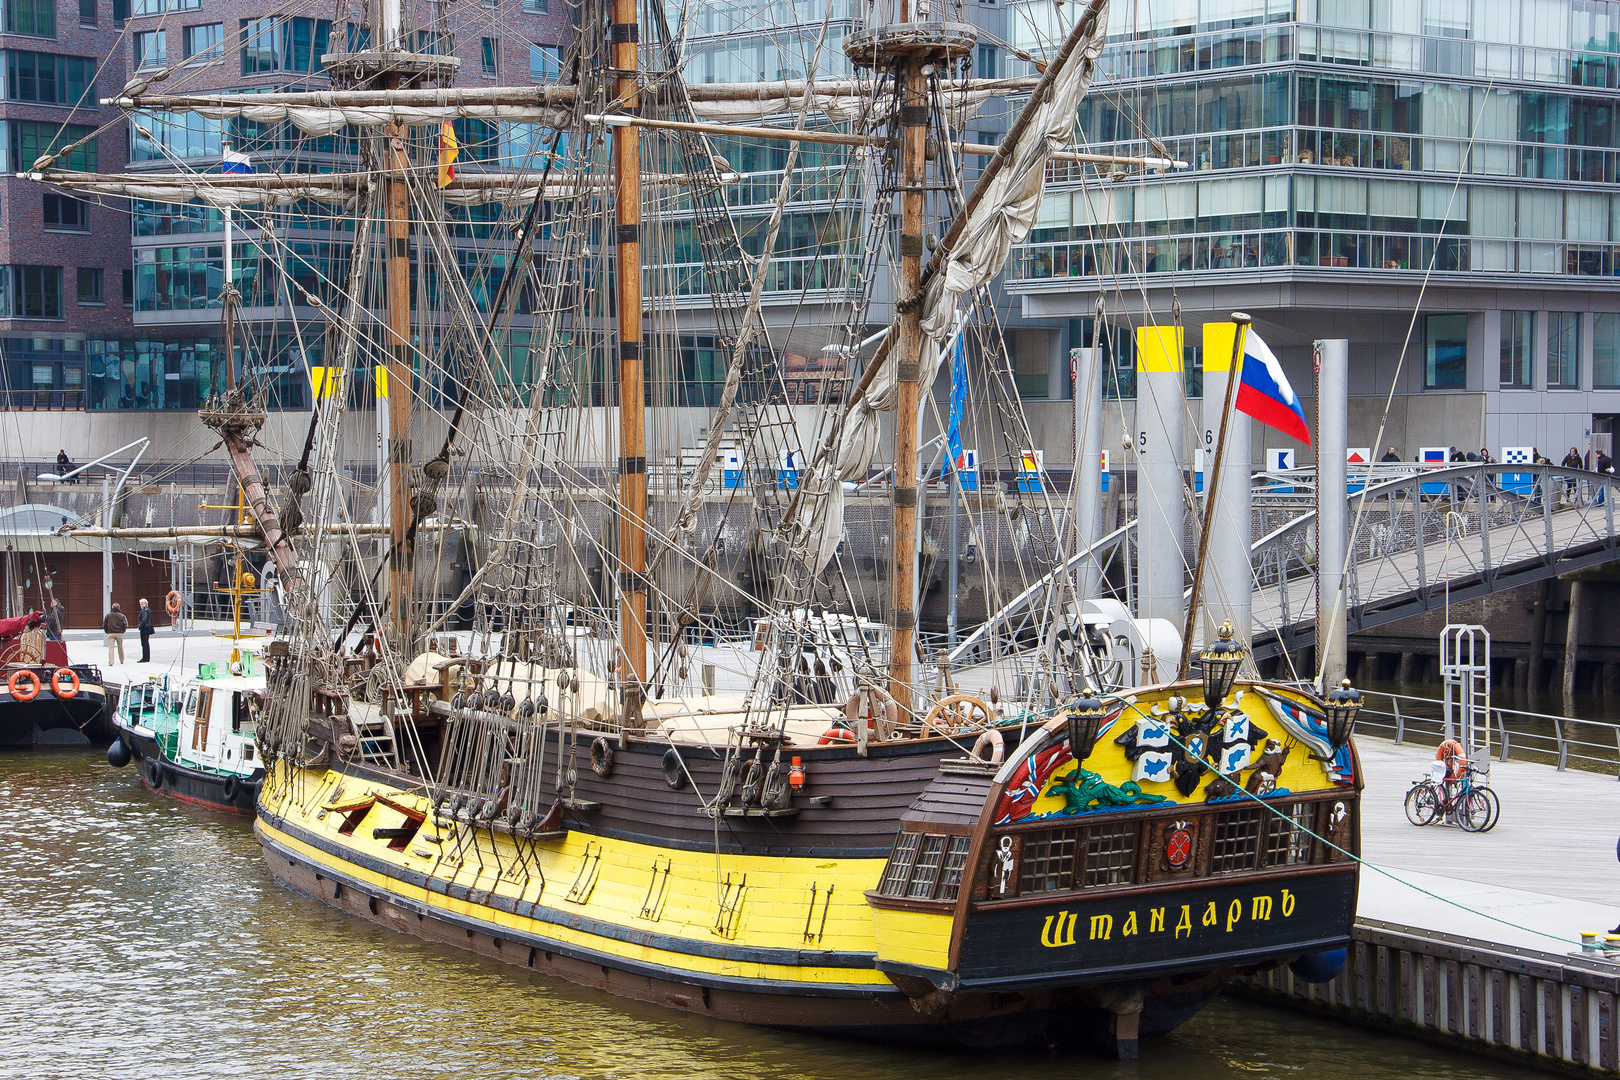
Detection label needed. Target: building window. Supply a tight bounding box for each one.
[42,193,87,231]
[121,267,133,305]
[5,0,53,36]
[1012,329,1050,399]
[78,0,93,24]
[1548,312,1580,389]
[133,29,165,69]
[111,0,124,24]
[976,42,996,79]
[1424,313,1467,390]
[481,37,497,75]
[240,17,331,75]
[521,0,546,10]
[4,51,96,105]
[133,0,197,14]
[1595,314,1620,390]
[5,266,62,319]
[529,42,562,81]
[183,23,223,63]
[1499,311,1532,389]
[8,122,96,172]
[76,267,102,304]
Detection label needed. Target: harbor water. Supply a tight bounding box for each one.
[4,750,1549,1080]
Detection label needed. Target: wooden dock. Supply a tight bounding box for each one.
[1239,734,1620,1070]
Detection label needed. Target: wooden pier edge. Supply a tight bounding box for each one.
[1232,918,1620,1074]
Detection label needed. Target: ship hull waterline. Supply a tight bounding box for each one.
[255,745,1357,1050]
[118,728,262,814]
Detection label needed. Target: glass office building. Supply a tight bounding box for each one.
[1007,0,1620,458]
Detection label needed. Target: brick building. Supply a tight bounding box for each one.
[0,0,131,420]
[0,0,571,459]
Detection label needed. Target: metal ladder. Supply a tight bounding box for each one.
[1441,624,1492,764]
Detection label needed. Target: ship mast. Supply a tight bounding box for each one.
[321,0,460,656]
[613,0,648,714]
[847,4,975,717]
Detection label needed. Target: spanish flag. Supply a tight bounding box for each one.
[438,122,458,189]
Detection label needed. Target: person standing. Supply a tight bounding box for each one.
[137,598,154,663]
[44,599,63,642]
[1379,446,1401,462]
[103,603,127,666]
[55,449,74,483]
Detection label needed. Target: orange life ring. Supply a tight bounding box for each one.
[1435,738,1467,779]
[50,668,79,699]
[165,590,182,617]
[9,669,40,702]
[818,725,857,745]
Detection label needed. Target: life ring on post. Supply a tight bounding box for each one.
[165,590,183,617]
[1435,738,1468,779]
[970,727,1005,765]
[8,669,40,702]
[818,725,857,745]
[50,668,79,699]
[590,737,614,778]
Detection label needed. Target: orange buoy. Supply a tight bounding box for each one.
[50,668,79,698]
[9,669,40,702]
[1435,738,1467,779]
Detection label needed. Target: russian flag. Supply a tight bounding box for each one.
[1236,329,1311,446]
[222,147,254,175]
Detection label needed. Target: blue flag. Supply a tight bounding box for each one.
[947,335,966,472]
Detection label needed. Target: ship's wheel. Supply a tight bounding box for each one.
[923,694,993,736]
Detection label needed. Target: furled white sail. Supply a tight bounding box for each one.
[31,170,682,207]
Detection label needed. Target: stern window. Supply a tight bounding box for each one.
[906,836,947,899]
[1019,828,1079,893]
[1211,808,1264,873]
[1082,820,1138,886]
[1263,802,1314,867]
[879,832,920,895]
[937,836,972,900]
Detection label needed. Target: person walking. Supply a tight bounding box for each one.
[137,598,153,663]
[103,603,127,666]
[1597,450,1613,507]
[1562,446,1584,504]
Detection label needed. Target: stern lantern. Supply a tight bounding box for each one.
[1066,685,1111,762]
[1324,678,1363,750]
[1199,620,1245,709]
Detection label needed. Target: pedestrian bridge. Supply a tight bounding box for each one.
[948,462,1620,670]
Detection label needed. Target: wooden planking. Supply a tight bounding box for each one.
[1235,920,1620,1073]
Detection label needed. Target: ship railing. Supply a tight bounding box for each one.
[1355,687,1620,778]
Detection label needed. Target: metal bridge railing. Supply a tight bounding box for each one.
[1357,687,1620,778]
[952,462,1620,668]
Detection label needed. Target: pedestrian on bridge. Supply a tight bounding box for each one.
[1380,446,1401,462]
[1562,447,1583,504]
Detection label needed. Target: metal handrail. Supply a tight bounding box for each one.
[1357,686,1620,780]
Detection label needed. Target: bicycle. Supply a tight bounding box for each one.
[1404,763,1499,832]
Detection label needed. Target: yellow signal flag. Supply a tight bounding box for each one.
[438,121,459,189]
[375,365,389,399]
[309,366,342,398]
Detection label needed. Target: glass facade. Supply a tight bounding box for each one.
[1010,0,1620,286]
[1500,310,1533,387]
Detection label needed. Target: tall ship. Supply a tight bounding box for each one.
[41,0,1366,1056]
